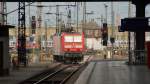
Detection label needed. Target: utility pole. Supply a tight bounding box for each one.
[56,5,59,33]
[3,2,7,25]
[0,2,2,24]
[45,20,48,57]
[128,1,132,64]
[83,2,86,34]
[28,2,31,36]
[76,2,79,32]
[111,2,115,59]
[18,2,26,66]
[36,2,42,62]
[37,2,42,51]
[0,2,7,25]
[67,8,72,29]
[104,4,108,23]
[84,2,86,30]
[37,2,42,29]
[101,15,104,26]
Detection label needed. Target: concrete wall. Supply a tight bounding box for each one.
[0,37,9,69]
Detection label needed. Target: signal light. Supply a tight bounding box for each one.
[32,29,36,34]
[103,40,107,46]
[31,16,36,34]
[110,37,115,44]
[101,23,108,46]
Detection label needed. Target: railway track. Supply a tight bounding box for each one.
[20,64,82,84]
[19,63,62,84]
[20,55,92,84]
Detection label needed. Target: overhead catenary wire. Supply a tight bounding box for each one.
[3,2,34,15]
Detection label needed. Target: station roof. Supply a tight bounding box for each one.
[0,25,15,29]
[4,0,131,2]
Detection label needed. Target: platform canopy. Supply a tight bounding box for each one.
[1,0,132,2]
[0,25,15,28]
[0,25,15,36]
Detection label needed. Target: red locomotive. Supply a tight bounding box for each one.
[53,32,85,63]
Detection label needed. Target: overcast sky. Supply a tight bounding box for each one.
[6,2,150,27]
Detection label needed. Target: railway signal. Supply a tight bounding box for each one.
[31,16,36,34]
[102,23,108,46]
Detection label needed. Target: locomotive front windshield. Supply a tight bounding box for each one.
[74,36,82,42]
[64,36,73,42]
[64,35,82,42]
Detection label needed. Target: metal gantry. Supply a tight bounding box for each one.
[56,5,59,33]
[31,4,76,33]
[67,8,72,29]
[3,2,7,25]
[14,1,149,65]
[18,1,26,66]
[0,1,7,25]
[36,2,42,52]
[76,2,79,32]
[82,2,86,34]
[37,2,42,29]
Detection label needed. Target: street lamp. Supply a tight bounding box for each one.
[104,4,108,23]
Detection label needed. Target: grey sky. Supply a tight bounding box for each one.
[6,2,150,27]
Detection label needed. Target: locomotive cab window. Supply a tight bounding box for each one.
[64,36,73,42]
[74,36,82,42]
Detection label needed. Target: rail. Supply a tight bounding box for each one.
[20,54,91,84]
[19,63,62,84]
[60,63,87,84]
[33,65,71,84]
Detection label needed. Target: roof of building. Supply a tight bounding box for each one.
[0,25,15,28]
